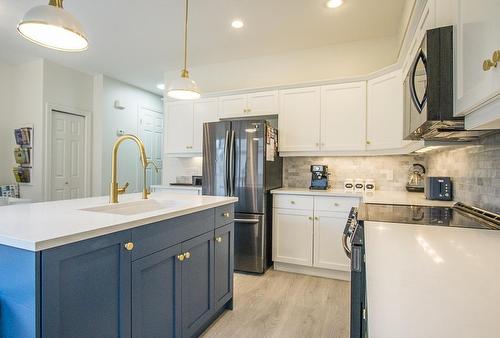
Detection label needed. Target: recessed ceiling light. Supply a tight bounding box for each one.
[326,0,343,8]
[231,19,244,29]
[157,83,165,90]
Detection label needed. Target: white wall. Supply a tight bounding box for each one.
[165,36,399,93]
[95,76,163,196]
[0,59,14,185]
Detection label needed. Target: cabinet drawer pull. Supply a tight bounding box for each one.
[222,212,230,218]
[177,254,185,261]
[124,242,134,251]
[184,252,191,259]
[215,236,223,243]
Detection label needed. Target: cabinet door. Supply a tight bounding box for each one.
[273,208,313,266]
[132,244,182,338]
[313,211,351,271]
[166,102,194,154]
[193,98,219,153]
[366,70,404,150]
[278,87,321,152]
[246,90,279,116]
[219,94,247,119]
[455,0,500,115]
[41,231,131,338]
[181,231,215,337]
[214,223,234,309]
[320,82,367,151]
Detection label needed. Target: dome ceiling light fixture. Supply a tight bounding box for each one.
[167,0,201,100]
[17,0,88,52]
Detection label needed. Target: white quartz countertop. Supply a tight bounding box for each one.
[152,185,202,190]
[365,221,500,338]
[271,188,455,207]
[0,192,237,251]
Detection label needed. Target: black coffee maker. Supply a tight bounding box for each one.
[310,165,329,190]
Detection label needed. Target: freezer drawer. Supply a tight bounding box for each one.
[234,213,267,273]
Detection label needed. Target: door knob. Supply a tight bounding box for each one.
[124,242,134,251]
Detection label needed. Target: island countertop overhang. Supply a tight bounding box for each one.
[0,192,237,251]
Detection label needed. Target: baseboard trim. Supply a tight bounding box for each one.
[274,262,350,281]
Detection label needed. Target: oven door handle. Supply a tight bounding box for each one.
[342,232,352,259]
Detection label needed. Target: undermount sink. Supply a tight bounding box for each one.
[81,199,185,216]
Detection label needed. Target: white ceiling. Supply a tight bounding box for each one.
[0,0,409,94]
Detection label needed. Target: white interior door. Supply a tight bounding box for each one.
[139,107,164,190]
[51,111,86,201]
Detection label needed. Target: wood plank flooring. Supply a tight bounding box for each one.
[202,269,350,338]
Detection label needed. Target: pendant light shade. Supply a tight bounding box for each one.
[17,0,88,52]
[167,0,200,100]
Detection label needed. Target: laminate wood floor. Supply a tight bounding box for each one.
[202,269,350,338]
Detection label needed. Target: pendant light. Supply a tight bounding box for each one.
[167,0,201,100]
[17,0,88,52]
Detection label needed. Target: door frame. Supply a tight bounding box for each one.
[43,103,92,201]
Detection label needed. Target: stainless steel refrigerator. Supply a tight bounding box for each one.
[202,119,282,273]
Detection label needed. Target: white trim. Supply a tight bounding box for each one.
[44,103,92,201]
[273,262,351,281]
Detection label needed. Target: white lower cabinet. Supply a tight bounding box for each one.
[273,208,313,266]
[313,211,351,271]
[273,194,359,280]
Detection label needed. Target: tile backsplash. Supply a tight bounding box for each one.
[283,155,423,191]
[425,131,500,213]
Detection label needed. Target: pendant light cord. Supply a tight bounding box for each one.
[183,0,189,74]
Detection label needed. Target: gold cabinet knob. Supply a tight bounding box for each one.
[334,202,340,207]
[177,254,185,261]
[184,252,191,259]
[216,236,222,243]
[315,217,319,221]
[308,216,313,220]
[483,50,500,71]
[290,200,295,204]
[124,242,134,251]
[222,212,230,218]
[366,140,371,145]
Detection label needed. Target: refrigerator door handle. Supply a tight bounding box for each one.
[224,130,230,196]
[234,218,260,224]
[229,130,236,196]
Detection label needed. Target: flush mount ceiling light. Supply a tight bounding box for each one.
[157,83,165,90]
[326,0,344,8]
[167,0,200,100]
[17,0,88,52]
[231,19,244,29]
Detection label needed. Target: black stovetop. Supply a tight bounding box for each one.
[358,203,499,230]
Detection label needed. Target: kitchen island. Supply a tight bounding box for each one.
[0,192,237,338]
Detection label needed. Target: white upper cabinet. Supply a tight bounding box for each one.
[192,98,219,153]
[218,94,247,119]
[219,90,279,118]
[320,82,366,151]
[246,90,279,116]
[366,70,404,150]
[279,87,321,152]
[166,101,194,154]
[455,0,500,116]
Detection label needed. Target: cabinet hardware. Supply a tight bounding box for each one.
[314,217,319,221]
[290,200,295,204]
[215,237,222,243]
[334,202,339,207]
[184,252,191,259]
[177,253,185,261]
[124,242,134,251]
[186,145,193,149]
[483,50,500,71]
[366,140,371,145]
[308,216,313,220]
[315,142,320,147]
[222,212,230,218]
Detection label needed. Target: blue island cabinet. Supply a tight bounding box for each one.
[0,204,235,338]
